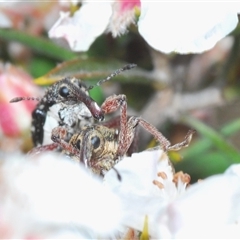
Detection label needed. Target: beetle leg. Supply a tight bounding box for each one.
[28,143,59,155]
[116,115,170,155]
[101,94,130,157]
[136,117,171,151]
[101,94,127,114]
[166,129,196,151]
[117,116,139,156]
[124,117,195,152]
[137,118,195,151]
[51,126,80,156]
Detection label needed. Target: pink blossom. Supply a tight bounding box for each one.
[0,64,40,145]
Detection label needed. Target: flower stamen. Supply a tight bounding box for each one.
[153,180,164,189]
[173,171,191,186]
[157,171,167,179]
[153,171,169,189]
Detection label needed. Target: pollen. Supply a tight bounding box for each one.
[153,180,164,189]
[153,171,168,189]
[157,171,167,179]
[173,171,191,186]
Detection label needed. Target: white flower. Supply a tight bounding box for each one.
[49,1,239,54]
[164,164,240,239]
[0,152,122,238]
[138,2,239,54]
[49,3,112,51]
[104,149,190,237]
[104,149,240,239]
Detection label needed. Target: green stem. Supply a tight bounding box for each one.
[0,28,77,60]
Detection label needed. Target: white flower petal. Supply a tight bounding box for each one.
[108,1,137,37]
[174,224,240,239]
[104,149,172,196]
[49,3,112,51]
[225,163,240,176]
[106,148,240,239]
[138,2,238,54]
[157,164,240,238]
[48,11,70,36]
[0,153,122,238]
[104,149,175,237]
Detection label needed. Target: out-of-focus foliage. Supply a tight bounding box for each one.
[175,117,240,182]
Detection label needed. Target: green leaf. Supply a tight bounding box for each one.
[182,118,240,159]
[183,117,240,164]
[221,118,240,136]
[88,85,104,105]
[175,151,231,182]
[28,57,56,78]
[34,57,161,86]
[0,28,77,60]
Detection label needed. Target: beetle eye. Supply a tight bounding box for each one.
[91,136,100,149]
[59,86,69,98]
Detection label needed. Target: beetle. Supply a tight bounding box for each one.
[11,63,194,176]
[49,93,195,176]
[10,64,137,146]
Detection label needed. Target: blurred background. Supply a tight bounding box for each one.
[0,2,240,183]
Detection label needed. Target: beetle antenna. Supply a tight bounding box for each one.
[9,97,41,103]
[87,63,137,91]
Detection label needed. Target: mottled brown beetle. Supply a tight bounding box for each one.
[49,94,195,176]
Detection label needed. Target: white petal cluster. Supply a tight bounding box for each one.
[139,2,239,54]
[49,1,239,54]
[1,149,240,238]
[104,149,240,238]
[0,152,122,238]
[49,3,112,51]
[164,164,240,238]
